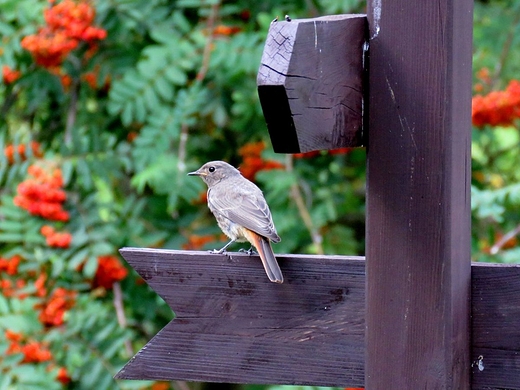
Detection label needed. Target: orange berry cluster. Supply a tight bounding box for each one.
[182,233,225,250]
[0,255,21,276]
[2,268,74,327]
[80,64,111,90]
[92,255,128,289]
[82,71,97,88]
[0,269,47,300]
[5,330,52,363]
[40,225,72,248]
[473,67,492,93]
[14,164,69,221]
[60,73,72,90]
[0,278,27,299]
[472,80,520,128]
[2,65,21,84]
[238,141,284,181]
[4,329,71,383]
[213,25,242,37]
[34,272,48,298]
[37,287,77,327]
[21,0,107,68]
[151,382,171,390]
[4,141,43,164]
[0,255,26,299]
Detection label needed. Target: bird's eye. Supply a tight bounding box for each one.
[208,166,215,173]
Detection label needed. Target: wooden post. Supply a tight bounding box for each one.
[365,1,473,389]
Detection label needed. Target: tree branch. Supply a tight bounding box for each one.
[196,3,219,82]
[177,2,220,175]
[490,223,520,255]
[64,76,80,146]
[491,10,520,89]
[286,154,324,254]
[113,281,133,357]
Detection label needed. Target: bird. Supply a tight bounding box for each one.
[188,161,283,283]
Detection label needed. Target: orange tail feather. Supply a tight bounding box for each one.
[244,229,283,283]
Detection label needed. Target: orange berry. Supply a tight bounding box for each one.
[93,255,128,289]
[5,329,23,342]
[40,225,55,237]
[57,367,71,385]
[2,65,21,84]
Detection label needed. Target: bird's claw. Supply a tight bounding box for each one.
[209,249,225,254]
[239,247,257,256]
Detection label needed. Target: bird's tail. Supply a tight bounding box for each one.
[244,230,283,283]
[257,237,283,283]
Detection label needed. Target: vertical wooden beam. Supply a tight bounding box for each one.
[365,1,473,389]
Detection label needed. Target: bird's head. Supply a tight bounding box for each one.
[187,160,241,187]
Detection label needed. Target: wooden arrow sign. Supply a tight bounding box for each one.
[115,248,366,387]
[115,249,520,388]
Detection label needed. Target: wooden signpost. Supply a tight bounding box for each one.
[116,1,520,389]
[365,1,473,389]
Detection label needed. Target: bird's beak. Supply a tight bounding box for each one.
[187,169,205,176]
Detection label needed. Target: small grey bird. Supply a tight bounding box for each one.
[188,161,283,283]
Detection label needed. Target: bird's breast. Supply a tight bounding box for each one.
[212,211,248,243]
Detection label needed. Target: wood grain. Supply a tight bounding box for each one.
[115,249,520,389]
[257,14,366,153]
[365,0,473,388]
[471,263,520,389]
[116,248,366,386]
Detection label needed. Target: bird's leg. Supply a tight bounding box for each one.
[239,246,257,255]
[210,239,235,254]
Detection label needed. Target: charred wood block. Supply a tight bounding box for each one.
[257,14,367,153]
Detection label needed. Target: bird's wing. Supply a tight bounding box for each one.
[208,184,280,243]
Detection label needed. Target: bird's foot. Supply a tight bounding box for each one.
[209,248,226,254]
[239,247,257,256]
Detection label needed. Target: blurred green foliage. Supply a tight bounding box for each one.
[0,0,518,388]
[472,0,520,261]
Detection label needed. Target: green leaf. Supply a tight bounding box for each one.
[0,232,24,243]
[91,241,114,256]
[83,255,98,278]
[0,202,26,220]
[133,94,147,123]
[50,254,66,278]
[165,66,187,85]
[154,77,174,100]
[0,220,23,232]
[0,312,41,334]
[121,103,134,126]
[0,371,13,390]
[0,295,9,314]
[76,159,93,190]
[143,86,160,112]
[61,159,74,186]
